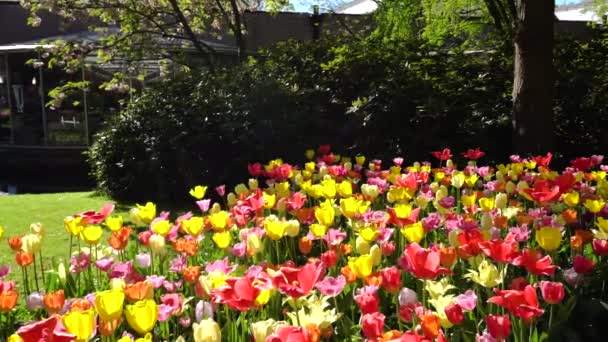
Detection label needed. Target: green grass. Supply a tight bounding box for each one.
[0,192,128,273]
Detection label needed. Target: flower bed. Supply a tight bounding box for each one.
[1,146,608,341]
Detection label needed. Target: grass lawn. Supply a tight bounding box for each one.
[0,192,128,276]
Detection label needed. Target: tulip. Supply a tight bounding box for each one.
[212,231,232,249]
[148,234,166,255]
[464,259,504,288]
[485,315,511,340]
[182,216,204,236]
[445,303,464,325]
[535,226,562,252]
[80,225,103,245]
[401,221,425,243]
[193,318,221,342]
[251,319,287,342]
[95,289,125,321]
[62,308,95,341]
[44,290,65,314]
[189,185,208,199]
[21,234,41,254]
[209,211,230,231]
[0,289,18,312]
[585,199,605,213]
[105,215,124,232]
[135,253,151,268]
[398,243,450,279]
[26,291,44,311]
[124,299,158,335]
[421,314,441,339]
[348,255,373,279]
[540,281,565,305]
[135,202,156,224]
[361,312,385,340]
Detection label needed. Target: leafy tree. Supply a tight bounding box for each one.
[21,0,290,72]
[374,0,605,154]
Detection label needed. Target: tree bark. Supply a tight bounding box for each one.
[511,0,554,154]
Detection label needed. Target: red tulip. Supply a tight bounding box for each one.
[380,267,401,294]
[487,285,544,321]
[532,152,552,168]
[361,312,385,340]
[486,315,511,340]
[511,248,556,276]
[17,315,75,342]
[523,180,560,203]
[431,148,452,161]
[399,243,451,279]
[573,255,595,274]
[268,325,310,342]
[457,229,484,259]
[592,239,608,256]
[273,262,326,298]
[462,148,485,160]
[479,238,518,263]
[540,281,565,305]
[445,303,464,325]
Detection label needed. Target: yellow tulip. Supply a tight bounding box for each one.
[495,193,508,209]
[315,200,335,227]
[387,187,413,203]
[465,174,479,187]
[255,289,271,306]
[263,192,276,209]
[182,216,204,236]
[284,220,300,237]
[535,226,562,252]
[425,278,456,300]
[355,155,366,165]
[584,199,605,214]
[478,197,495,212]
[234,183,249,196]
[462,193,477,208]
[359,225,380,242]
[209,211,230,231]
[275,182,291,198]
[95,289,125,322]
[21,233,42,254]
[348,255,373,278]
[305,149,315,160]
[8,334,24,342]
[252,319,287,342]
[370,244,382,266]
[105,215,123,232]
[596,217,608,233]
[265,219,286,240]
[80,226,103,245]
[212,231,232,249]
[337,180,353,198]
[401,221,425,243]
[464,259,504,288]
[135,334,153,342]
[62,309,95,341]
[563,192,580,207]
[355,236,370,255]
[151,220,171,236]
[320,178,336,199]
[310,224,328,238]
[135,202,156,224]
[193,318,221,342]
[64,216,85,236]
[361,184,379,199]
[246,234,262,255]
[124,299,158,335]
[189,185,208,199]
[451,172,465,188]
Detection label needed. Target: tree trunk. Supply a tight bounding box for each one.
[229,0,247,61]
[511,0,554,154]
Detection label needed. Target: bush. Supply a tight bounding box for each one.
[89,28,608,201]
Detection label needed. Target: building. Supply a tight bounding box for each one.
[0,0,370,192]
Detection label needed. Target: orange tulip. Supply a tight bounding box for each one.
[44,290,65,314]
[364,272,383,287]
[108,227,131,251]
[70,298,92,312]
[493,215,508,229]
[299,236,312,255]
[8,235,23,252]
[421,314,441,339]
[340,243,353,256]
[124,281,153,303]
[562,209,578,224]
[306,323,321,342]
[340,265,357,284]
[382,330,403,341]
[440,246,457,268]
[15,252,34,267]
[0,290,18,312]
[571,235,583,252]
[99,318,121,336]
[182,266,201,284]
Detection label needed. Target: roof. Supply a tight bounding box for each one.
[336,0,377,14]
